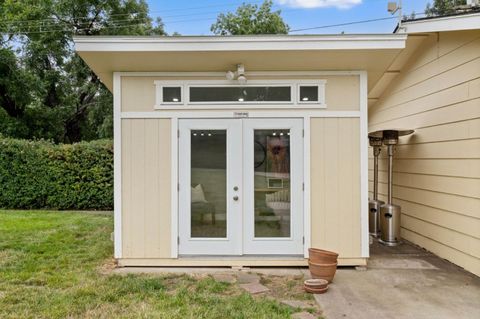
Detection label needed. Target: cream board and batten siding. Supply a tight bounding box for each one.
[118,72,365,265]
[311,118,362,260]
[368,30,480,276]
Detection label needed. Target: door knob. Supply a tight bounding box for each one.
[233,196,239,201]
[233,186,239,191]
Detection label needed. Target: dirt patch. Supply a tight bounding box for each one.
[255,273,322,318]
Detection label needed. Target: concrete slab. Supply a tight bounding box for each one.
[239,282,270,294]
[314,241,480,319]
[212,273,236,283]
[237,272,261,284]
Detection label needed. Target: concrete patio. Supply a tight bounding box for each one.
[314,240,480,319]
[114,240,480,319]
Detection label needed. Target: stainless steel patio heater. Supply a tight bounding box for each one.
[368,135,384,238]
[369,129,414,246]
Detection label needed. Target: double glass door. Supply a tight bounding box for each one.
[178,118,303,255]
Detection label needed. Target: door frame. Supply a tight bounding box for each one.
[242,118,304,255]
[178,117,304,256]
[178,119,243,255]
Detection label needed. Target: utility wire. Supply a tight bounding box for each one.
[0,0,265,24]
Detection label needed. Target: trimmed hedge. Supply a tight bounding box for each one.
[0,137,113,210]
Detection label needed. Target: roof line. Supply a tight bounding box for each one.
[74,34,407,52]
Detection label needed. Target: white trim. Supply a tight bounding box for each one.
[118,70,364,77]
[155,84,184,106]
[359,71,369,258]
[121,110,360,119]
[297,83,326,105]
[303,116,311,258]
[399,12,480,34]
[178,119,243,255]
[170,117,179,258]
[153,79,328,109]
[74,34,407,52]
[113,72,122,259]
[242,119,304,255]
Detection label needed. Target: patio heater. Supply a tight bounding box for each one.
[368,135,384,238]
[369,129,414,246]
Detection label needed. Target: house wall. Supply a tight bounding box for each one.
[119,73,365,265]
[121,118,172,258]
[368,30,480,276]
[311,118,362,260]
[121,75,360,112]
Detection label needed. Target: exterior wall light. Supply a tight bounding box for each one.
[226,64,247,84]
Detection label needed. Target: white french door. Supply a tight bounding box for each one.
[178,118,303,256]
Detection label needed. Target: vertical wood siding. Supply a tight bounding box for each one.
[121,118,172,258]
[311,117,362,258]
[369,30,480,276]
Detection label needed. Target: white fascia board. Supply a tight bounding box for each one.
[400,13,480,33]
[74,34,406,52]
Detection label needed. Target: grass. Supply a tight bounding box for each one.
[0,210,299,319]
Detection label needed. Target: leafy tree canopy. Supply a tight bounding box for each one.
[0,0,165,143]
[425,0,467,17]
[211,0,289,35]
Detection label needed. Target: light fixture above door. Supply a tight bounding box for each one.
[226,64,247,84]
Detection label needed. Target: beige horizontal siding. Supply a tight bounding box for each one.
[368,30,480,276]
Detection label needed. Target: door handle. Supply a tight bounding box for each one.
[233,196,239,201]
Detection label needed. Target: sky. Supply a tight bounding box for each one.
[146,0,431,35]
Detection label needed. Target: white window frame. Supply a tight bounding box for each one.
[297,82,326,105]
[154,79,327,109]
[155,83,184,106]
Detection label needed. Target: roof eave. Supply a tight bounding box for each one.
[73,34,407,52]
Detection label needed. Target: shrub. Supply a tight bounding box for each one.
[0,137,113,210]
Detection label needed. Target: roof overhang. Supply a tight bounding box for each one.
[398,12,480,34]
[74,34,407,91]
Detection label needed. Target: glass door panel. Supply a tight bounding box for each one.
[190,130,227,238]
[243,119,303,255]
[253,129,291,238]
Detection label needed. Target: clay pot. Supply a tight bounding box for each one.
[308,248,338,264]
[308,261,337,283]
[304,285,328,294]
[304,279,329,289]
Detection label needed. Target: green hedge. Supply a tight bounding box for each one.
[0,137,113,210]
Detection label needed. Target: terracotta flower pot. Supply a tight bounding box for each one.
[304,285,329,294]
[304,278,329,289]
[308,261,337,283]
[308,248,339,264]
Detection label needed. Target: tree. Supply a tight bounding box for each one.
[211,0,289,35]
[425,0,467,17]
[0,0,165,142]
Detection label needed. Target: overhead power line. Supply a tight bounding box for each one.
[290,16,397,32]
[0,0,265,24]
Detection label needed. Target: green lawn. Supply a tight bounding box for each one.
[0,210,298,319]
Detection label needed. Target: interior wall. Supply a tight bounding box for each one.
[369,30,480,276]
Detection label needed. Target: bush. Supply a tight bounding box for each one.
[0,137,113,210]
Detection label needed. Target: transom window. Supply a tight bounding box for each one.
[154,80,326,108]
[190,86,291,103]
